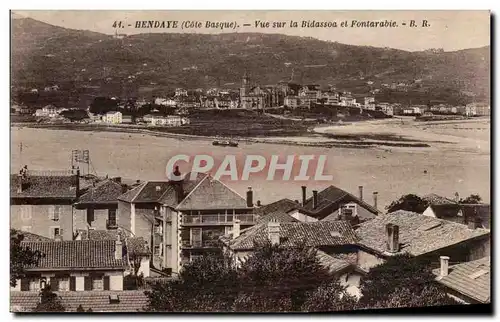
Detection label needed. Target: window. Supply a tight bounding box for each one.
[191,228,202,247]
[51,227,62,239]
[108,209,117,224]
[57,276,70,291]
[154,245,161,256]
[29,279,40,292]
[87,209,95,225]
[92,276,103,291]
[49,206,62,221]
[21,206,32,221]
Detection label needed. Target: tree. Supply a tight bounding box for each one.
[32,285,65,312]
[145,251,239,312]
[10,230,44,287]
[358,253,458,309]
[459,194,482,204]
[386,194,429,213]
[301,280,358,312]
[234,242,332,312]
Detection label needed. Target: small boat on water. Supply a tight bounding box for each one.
[212,140,239,147]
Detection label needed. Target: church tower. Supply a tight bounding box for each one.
[240,72,249,97]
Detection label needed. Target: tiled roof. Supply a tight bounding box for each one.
[10,174,77,199]
[302,185,379,219]
[12,230,52,242]
[223,221,358,250]
[21,240,126,271]
[76,179,125,204]
[176,175,249,210]
[117,172,205,206]
[256,210,299,224]
[255,198,302,216]
[356,210,490,257]
[10,290,148,312]
[422,193,457,205]
[316,249,352,274]
[433,257,490,303]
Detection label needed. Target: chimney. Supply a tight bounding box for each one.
[267,220,280,246]
[454,192,460,203]
[17,174,24,193]
[171,166,184,203]
[246,187,253,207]
[115,235,123,260]
[440,256,450,277]
[386,223,400,253]
[373,191,378,209]
[312,190,318,209]
[358,186,364,201]
[256,200,262,207]
[301,186,307,206]
[232,219,241,239]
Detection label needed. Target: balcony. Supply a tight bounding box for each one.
[181,213,256,226]
[106,219,118,229]
[181,239,220,249]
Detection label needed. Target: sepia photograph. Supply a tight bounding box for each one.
[9,9,491,313]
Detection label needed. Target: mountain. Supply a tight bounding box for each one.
[11,17,490,103]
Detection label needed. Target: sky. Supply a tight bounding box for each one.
[12,10,490,52]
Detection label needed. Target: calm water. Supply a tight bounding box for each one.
[11,127,490,210]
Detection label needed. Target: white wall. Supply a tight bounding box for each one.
[422,206,436,217]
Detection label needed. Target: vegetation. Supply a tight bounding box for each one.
[358,253,458,308]
[32,285,65,312]
[145,245,459,312]
[12,17,489,105]
[145,243,346,312]
[459,194,482,204]
[10,230,44,287]
[386,194,429,213]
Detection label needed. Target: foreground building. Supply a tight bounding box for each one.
[117,169,255,274]
[433,256,490,304]
[355,210,491,271]
[221,219,363,297]
[11,238,126,292]
[11,290,148,312]
[10,168,80,241]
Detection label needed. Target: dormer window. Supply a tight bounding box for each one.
[155,185,161,192]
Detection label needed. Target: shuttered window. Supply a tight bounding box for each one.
[84,276,92,291]
[20,278,30,291]
[50,277,59,291]
[103,276,110,291]
[69,277,76,291]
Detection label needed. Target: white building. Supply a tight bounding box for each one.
[102,111,123,124]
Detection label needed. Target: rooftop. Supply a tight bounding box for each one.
[255,198,302,216]
[21,240,126,271]
[12,230,52,242]
[356,210,490,257]
[256,210,299,224]
[222,221,358,251]
[176,175,249,210]
[302,185,379,219]
[422,193,457,205]
[117,172,204,205]
[10,174,78,199]
[76,179,125,204]
[433,256,490,303]
[10,290,148,312]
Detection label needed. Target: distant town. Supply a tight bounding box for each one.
[11,72,490,129]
